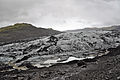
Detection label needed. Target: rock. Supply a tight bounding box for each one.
[19,62,36,69]
[47,45,63,54]
[107,45,120,56]
[77,61,86,67]
[15,55,32,63]
[83,58,97,62]
[0,62,13,71]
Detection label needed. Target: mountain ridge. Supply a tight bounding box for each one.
[0,23,61,43]
[66,25,120,32]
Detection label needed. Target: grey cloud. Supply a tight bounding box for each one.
[0,0,120,30]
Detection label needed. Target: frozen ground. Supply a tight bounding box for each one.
[0,29,120,70]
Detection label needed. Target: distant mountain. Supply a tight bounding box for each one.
[66,25,120,32]
[0,23,61,43]
[101,25,120,31]
[65,28,98,32]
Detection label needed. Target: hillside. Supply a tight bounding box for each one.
[66,25,120,32]
[101,25,120,31]
[0,23,61,43]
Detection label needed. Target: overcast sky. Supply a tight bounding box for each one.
[0,0,120,31]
